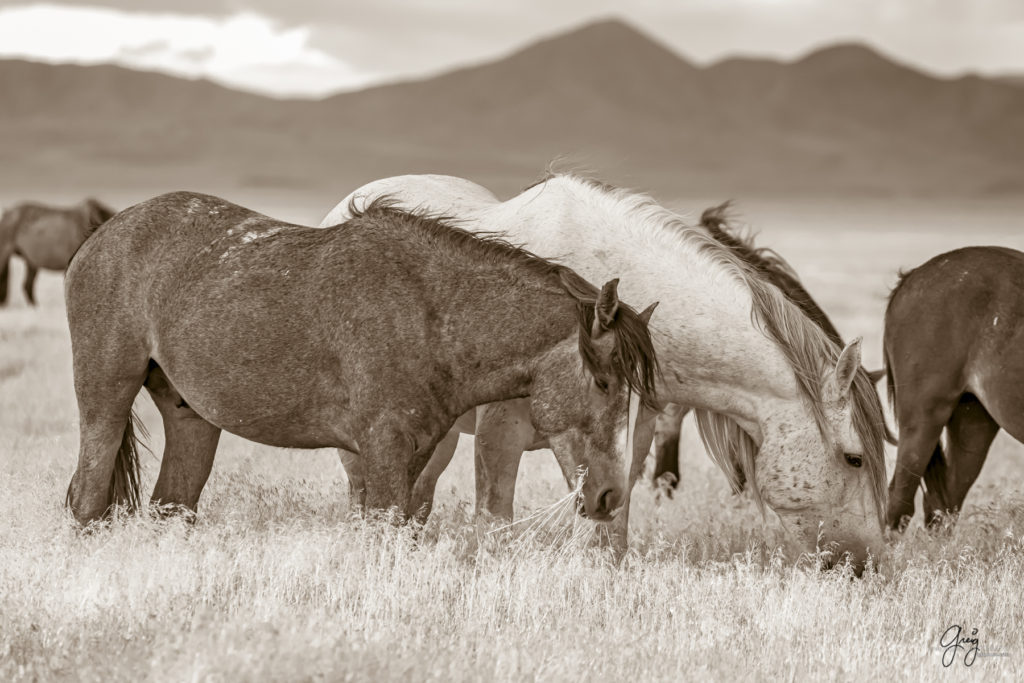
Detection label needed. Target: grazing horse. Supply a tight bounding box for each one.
[0,198,115,305]
[323,173,891,571]
[884,246,1024,530]
[65,192,660,526]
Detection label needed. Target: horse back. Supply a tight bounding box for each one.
[65,192,446,445]
[323,174,499,227]
[884,246,1024,408]
[68,191,541,405]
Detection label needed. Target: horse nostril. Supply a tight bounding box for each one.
[597,487,622,515]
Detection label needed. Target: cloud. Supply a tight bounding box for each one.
[0,0,1021,98]
[0,4,376,96]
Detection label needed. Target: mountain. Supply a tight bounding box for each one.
[2,18,1023,203]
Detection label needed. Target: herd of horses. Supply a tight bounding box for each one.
[2,173,1020,573]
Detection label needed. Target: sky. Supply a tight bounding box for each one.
[0,1,1022,98]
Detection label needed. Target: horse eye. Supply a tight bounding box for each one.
[844,453,863,468]
[593,377,609,393]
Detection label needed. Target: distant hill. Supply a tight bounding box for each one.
[2,18,1023,202]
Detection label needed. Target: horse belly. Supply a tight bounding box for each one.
[151,343,359,451]
[968,366,1024,444]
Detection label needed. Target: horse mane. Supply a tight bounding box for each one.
[696,202,892,517]
[698,202,844,346]
[348,196,660,407]
[553,174,887,520]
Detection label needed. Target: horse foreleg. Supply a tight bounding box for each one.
[360,419,435,520]
[921,395,999,528]
[652,404,687,494]
[22,263,38,306]
[473,400,536,521]
[596,406,658,557]
[408,425,462,523]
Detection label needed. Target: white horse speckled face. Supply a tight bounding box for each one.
[753,339,885,570]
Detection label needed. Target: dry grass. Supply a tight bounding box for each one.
[2,197,1024,681]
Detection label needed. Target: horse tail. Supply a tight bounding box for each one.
[111,408,147,511]
[65,408,147,514]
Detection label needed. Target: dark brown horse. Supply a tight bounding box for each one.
[64,192,660,526]
[884,246,1024,530]
[651,203,886,493]
[0,198,115,305]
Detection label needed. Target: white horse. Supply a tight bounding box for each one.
[321,173,890,569]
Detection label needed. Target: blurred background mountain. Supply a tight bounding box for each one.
[1,18,1022,203]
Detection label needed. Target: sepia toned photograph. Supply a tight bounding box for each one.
[1,1,1022,680]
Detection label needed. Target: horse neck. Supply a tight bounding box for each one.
[487,180,810,440]
[649,279,809,443]
[412,256,580,414]
[461,291,579,413]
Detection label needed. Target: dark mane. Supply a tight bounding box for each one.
[694,199,894,515]
[349,196,660,406]
[699,202,843,346]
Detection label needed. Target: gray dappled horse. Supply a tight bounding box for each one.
[0,198,115,305]
[64,192,660,526]
[884,246,1024,530]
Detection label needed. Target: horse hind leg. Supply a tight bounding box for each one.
[66,348,150,526]
[921,394,999,528]
[886,392,958,531]
[22,263,38,306]
[145,363,221,517]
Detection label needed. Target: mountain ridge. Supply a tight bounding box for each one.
[1,17,1022,199]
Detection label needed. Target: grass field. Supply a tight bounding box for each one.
[2,195,1023,681]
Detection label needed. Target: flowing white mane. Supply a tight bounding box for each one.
[549,174,888,518]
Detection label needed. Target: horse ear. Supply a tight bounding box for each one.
[834,337,862,397]
[638,301,659,326]
[592,278,620,337]
[867,368,885,385]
